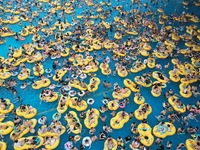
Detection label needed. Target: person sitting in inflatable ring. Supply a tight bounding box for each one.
[105,136,117,150]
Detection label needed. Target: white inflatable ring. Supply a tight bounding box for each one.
[11,71,18,76]
[64,85,71,91]
[87,98,94,105]
[80,73,87,79]
[49,84,56,89]
[78,91,85,97]
[69,90,76,97]
[82,137,92,147]
[45,68,52,73]
[102,99,108,105]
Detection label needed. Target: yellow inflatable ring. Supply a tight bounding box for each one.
[69,97,88,111]
[0,99,14,114]
[108,100,119,111]
[14,136,44,149]
[153,122,176,138]
[84,108,99,129]
[104,138,118,150]
[168,96,186,113]
[134,104,152,120]
[65,111,82,134]
[110,111,130,129]
[123,79,140,92]
[0,121,14,135]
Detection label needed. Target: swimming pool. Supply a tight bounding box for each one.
[0,0,200,149]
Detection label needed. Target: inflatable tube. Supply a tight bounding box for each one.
[16,106,37,119]
[49,84,56,89]
[112,88,131,100]
[0,99,14,114]
[64,85,71,91]
[14,136,44,150]
[137,123,154,146]
[123,79,140,92]
[186,139,198,150]
[52,112,61,120]
[69,97,88,111]
[0,142,7,150]
[11,71,18,76]
[84,108,99,129]
[69,79,88,91]
[32,78,51,90]
[134,95,145,105]
[134,104,152,120]
[10,118,37,141]
[57,95,70,114]
[152,71,168,83]
[108,100,119,110]
[87,98,94,105]
[87,77,101,92]
[0,71,11,80]
[119,102,126,108]
[47,73,53,78]
[64,141,73,150]
[69,90,76,97]
[78,91,85,97]
[0,121,14,135]
[168,96,186,113]
[65,111,82,134]
[80,73,87,79]
[71,74,78,79]
[56,83,62,88]
[45,137,60,149]
[82,137,92,147]
[153,122,176,138]
[38,125,66,137]
[104,138,117,150]
[110,111,129,129]
[40,92,58,102]
[102,99,109,105]
[18,68,30,80]
[38,118,46,125]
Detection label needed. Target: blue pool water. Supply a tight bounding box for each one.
[0,0,200,149]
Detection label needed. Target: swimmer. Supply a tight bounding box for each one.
[124,135,131,144]
[89,127,96,135]
[91,134,98,142]
[164,62,170,69]
[166,141,173,149]
[112,70,116,76]
[155,138,163,144]
[99,115,107,122]
[155,114,165,122]
[14,96,23,103]
[176,143,185,150]
[177,127,185,134]
[103,80,112,87]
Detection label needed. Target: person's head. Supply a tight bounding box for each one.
[159,144,164,148]
[32,137,36,140]
[14,140,18,143]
